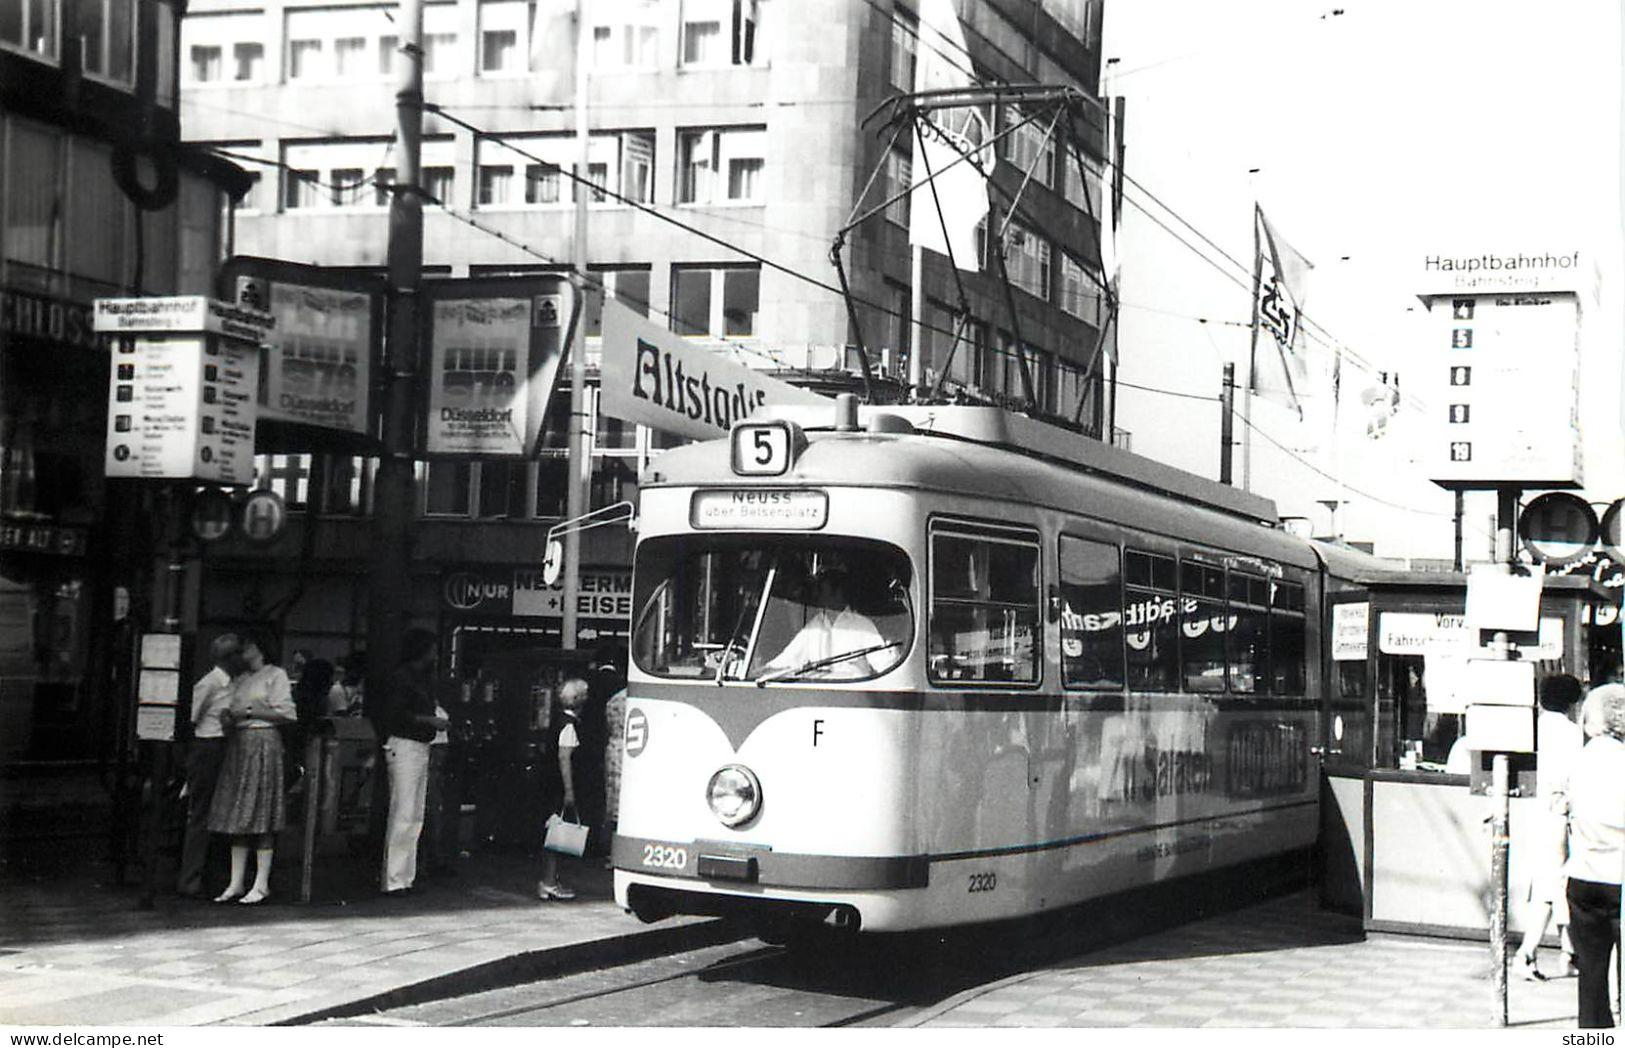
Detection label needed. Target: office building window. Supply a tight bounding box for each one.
[190,45,222,82]
[424,462,472,516]
[233,42,263,81]
[330,168,366,206]
[374,167,395,207]
[1059,253,1099,321]
[422,32,456,74]
[333,35,367,77]
[378,34,397,76]
[284,169,320,210]
[677,127,765,205]
[889,8,916,92]
[288,37,322,79]
[884,148,911,227]
[622,131,654,204]
[671,265,759,339]
[74,0,134,83]
[1,0,59,61]
[477,165,513,206]
[590,2,659,70]
[479,0,530,74]
[525,164,561,204]
[422,166,455,204]
[680,0,763,67]
[1003,105,1055,186]
[1006,224,1051,301]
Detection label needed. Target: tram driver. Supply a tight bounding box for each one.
[764,566,892,680]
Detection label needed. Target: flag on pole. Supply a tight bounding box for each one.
[909,0,993,269]
[1248,205,1316,419]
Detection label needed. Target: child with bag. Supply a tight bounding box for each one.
[538,677,591,900]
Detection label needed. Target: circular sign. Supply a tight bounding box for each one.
[1518,491,1598,566]
[541,538,565,587]
[190,488,235,542]
[1601,498,1625,562]
[239,489,288,546]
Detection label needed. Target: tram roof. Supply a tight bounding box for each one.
[645,405,1321,562]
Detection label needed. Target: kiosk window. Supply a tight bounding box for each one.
[1059,535,1124,689]
[1180,561,1227,693]
[1228,573,1269,694]
[929,527,1040,684]
[1125,550,1177,691]
[1271,580,1306,694]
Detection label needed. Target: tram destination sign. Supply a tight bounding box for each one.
[690,489,828,530]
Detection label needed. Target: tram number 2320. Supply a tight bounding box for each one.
[642,844,689,870]
[967,872,998,893]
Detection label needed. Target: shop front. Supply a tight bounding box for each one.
[1320,571,1615,937]
[437,562,630,850]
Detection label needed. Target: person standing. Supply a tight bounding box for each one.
[1516,673,1583,980]
[1563,683,1625,1027]
[418,698,456,878]
[537,677,589,901]
[380,628,445,896]
[176,633,242,898]
[207,632,295,904]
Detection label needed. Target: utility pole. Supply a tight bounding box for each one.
[366,0,424,710]
[1219,362,1235,485]
[561,0,590,653]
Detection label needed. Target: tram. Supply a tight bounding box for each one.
[611,396,1390,935]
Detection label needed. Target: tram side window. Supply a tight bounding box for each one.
[1227,573,1270,694]
[1124,550,1178,691]
[929,527,1040,684]
[1271,580,1307,694]
[1180,561,1227,692]
[1058,535,1124,689]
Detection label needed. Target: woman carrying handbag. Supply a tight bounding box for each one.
[538,677,590,901]
[207,631,296,905]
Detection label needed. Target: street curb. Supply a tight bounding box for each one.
[251,915,744,1026]
[890,969,1042,1028]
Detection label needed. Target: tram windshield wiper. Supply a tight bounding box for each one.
[753,641,901,686]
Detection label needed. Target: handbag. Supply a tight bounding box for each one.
[544,812,589,857]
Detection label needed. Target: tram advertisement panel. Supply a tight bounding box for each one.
[600,299,826,440]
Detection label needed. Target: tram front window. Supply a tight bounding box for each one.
[632,537,913,682]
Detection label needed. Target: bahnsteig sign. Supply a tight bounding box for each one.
[599,298,827,441]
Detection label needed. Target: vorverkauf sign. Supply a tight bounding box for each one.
[424,277,573,456]
[599,299,827,441]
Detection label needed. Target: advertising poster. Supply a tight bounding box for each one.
[221,257,384,446]
[260,282,372,433]
[425,278,572,456]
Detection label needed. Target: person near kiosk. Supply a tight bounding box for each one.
[1563,682,1625,1027]
[380,629,447,897]
[176,632,242,898]
[1515,673,1583,981]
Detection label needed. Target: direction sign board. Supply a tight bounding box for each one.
[1423,292,1583,489]
[103,336,258,484]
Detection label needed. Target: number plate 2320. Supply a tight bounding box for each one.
[641,843,690,871]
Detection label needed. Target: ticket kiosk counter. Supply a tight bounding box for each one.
[1318,571,1613,937]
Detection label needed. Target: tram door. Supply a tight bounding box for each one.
[1320,592,1374,914]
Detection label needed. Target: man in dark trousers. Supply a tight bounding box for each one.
[575,645,624,858]
[177,633,242,898]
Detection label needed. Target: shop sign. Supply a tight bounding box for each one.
[514,567,632,620]
[599,299,827,441]
[0,521,88,556]
[0,286,104,350]
[1379,611,1564,660]
[424,277,572,456]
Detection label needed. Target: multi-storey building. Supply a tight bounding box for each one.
[178,0,1114,686]
[1,0,248,766]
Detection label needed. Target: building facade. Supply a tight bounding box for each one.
[0,0,248,764]
[177,0,1114,680]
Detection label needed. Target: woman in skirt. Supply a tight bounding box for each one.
[208,632,296,904]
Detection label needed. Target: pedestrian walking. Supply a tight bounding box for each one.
[380,628,445,896]
[1516,673,1583,980]
[1563,682,1625,1027]
[207,631,295,905]
[537,677,589,901]
[176,632,242,898]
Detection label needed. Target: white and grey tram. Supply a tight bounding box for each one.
[612,398,1385,935]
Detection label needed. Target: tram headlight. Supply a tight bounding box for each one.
[706,764,762,827]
